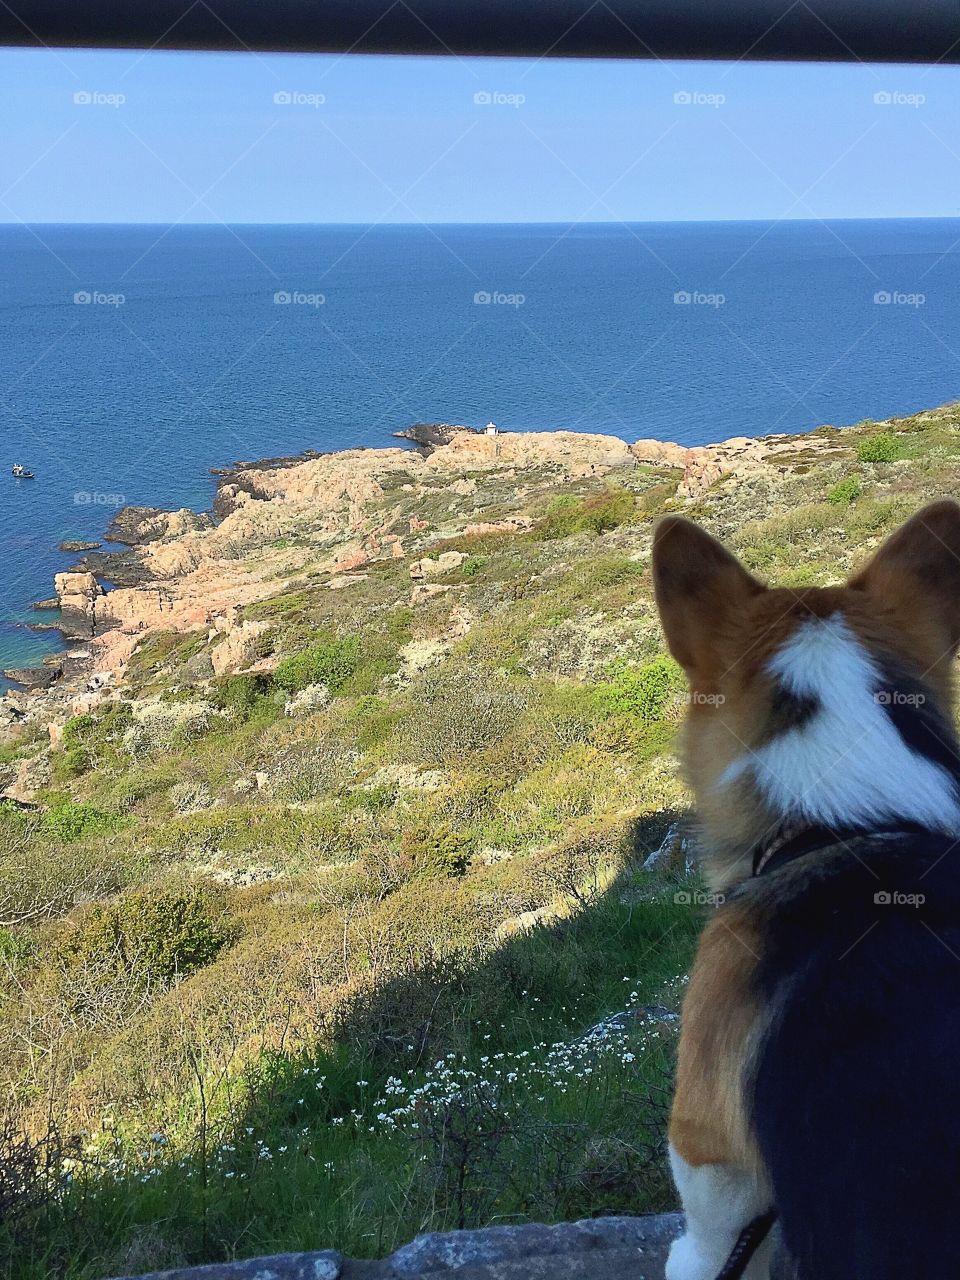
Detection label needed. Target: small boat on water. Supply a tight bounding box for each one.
[11,464,34,479]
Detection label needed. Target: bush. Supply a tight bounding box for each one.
[273,741,353,802]
[827,474,862,505]
[407,668,529,765]
[0,815,137,926]
[538,489,636,540]
[211,673,274,720]
[56,706,133,776]
[857,432,900,463]
[400,823,472,879]
[273,635,362,695]
[490,746,639,845]
[595,657,684,723]
[102,762,182,814]
[123,699,218,754]
[57,884,231,987]
[55,746,90,780]
[168,781,213,813]
[40,801,119,842]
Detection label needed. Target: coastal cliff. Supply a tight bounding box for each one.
[15,418,835,714]
[0,403,955,1280]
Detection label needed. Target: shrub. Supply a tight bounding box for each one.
[595,657,684,723]
[244,589,312,622]
[827,474,862,505]
[273,741,353,802]
[40,801,119,842]
[283,683,330,717]
[490,746,638,844]
[57,884,231,987]
[211,673,274,720]
[102,762,182,814]
[123,699,218,754]
[61,714,95,752]
[0,816,137,926]
[348,695,406,751]
[273,635,362,695]
[538,489,636,540]
[856,432,900,463]
[54,746,90,780]
[407,668,529,765]
[168,781,214,813]
[400,823,472,879]
[56,706,133,776]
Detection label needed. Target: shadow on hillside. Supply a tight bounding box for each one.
[38,809,700,1271]
[197,807,701,1234]
[321,807,692,1064]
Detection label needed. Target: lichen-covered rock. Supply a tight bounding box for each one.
[109,1216,685,1280]
[105,506,214,547]
[410,551,468,581]
[6,751,52,802]
[109,1213,803,1280]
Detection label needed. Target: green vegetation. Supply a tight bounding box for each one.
[2,402,958,1277]
[56,884,232,987]
[273,634,363,693]
[827,474,862,505]
[856,431,901,463]
[537,488,636,539]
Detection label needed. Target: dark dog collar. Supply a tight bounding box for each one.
[751,820,934,878]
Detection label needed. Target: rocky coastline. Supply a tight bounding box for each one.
[0,416,847,798]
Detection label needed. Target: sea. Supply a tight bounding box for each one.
[0,218,959,674]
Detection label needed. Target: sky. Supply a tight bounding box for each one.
[0,47,958,223]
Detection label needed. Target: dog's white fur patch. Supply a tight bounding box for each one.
[722,613,960,831]
[667,1144,774,1280]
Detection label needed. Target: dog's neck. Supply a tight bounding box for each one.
[698,615,960,889]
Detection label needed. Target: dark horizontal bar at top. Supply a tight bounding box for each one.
[1,0,959,63]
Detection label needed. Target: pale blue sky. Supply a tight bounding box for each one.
[1,47,958,223]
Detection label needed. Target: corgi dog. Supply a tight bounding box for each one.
[652,500,960,1280]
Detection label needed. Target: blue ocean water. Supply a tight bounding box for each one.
[0,219,959,672]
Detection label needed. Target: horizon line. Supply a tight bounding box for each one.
[3,214,960,228]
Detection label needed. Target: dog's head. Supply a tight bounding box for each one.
[653,500,960,884]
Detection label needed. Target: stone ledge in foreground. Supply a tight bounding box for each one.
[110,1213,685,1280]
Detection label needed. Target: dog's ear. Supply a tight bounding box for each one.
[652,516,765,677]
[849,499,960,654]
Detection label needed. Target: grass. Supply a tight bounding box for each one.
[3,867,699,1280]
[4,401,960,1277]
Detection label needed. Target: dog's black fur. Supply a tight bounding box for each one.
[749,828,960,1280]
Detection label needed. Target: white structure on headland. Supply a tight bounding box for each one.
[484,422,498,436]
